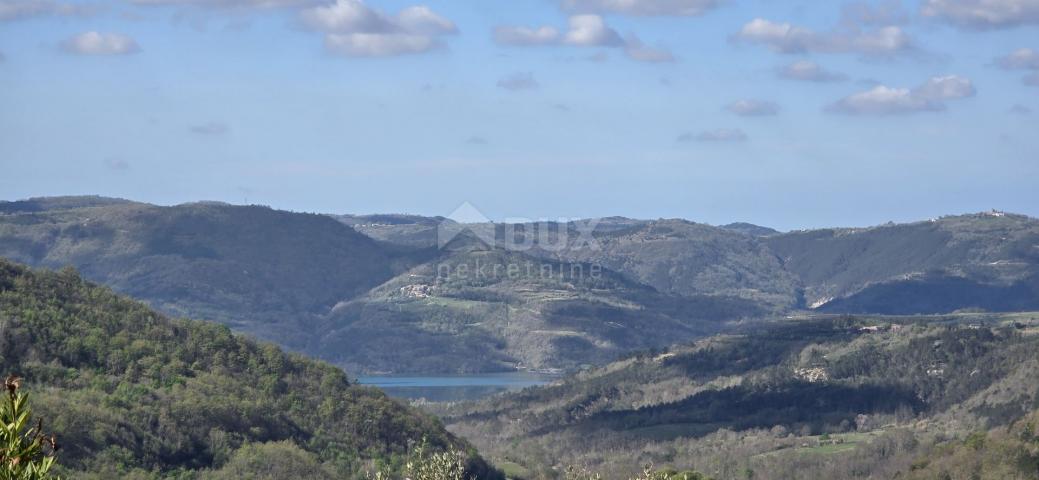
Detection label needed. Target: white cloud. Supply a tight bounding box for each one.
[394,6,456,35]
[851,26,913,54]
[995,48,1039,70]
[0,0,93,21]
[913,74,976,101]
[60,31,140,55]
[828,75,975,115]
[993,48,1039,86]
[735,18,812,53]
[679,128,747,142]
[563,14,623,47]
[325,32,437,56]
[921,0,1039,29]
[493,26,560,46]
[299,0,394,33]
[561,0,721,16]
[494,15,670,63]
[130,0,310,8]
[726,99,780,116]
[829,86,930,114]
[299,0,455,57]
[777,60,848,82]
[497,72,539,91]
[734,18,913,56]
[623,34,674,62]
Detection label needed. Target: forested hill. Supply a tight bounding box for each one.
[0,259,500,479]
[2,197,1038,375]
[0,197,400,351]
[440,313,1039,479]
[339,211,1039,314]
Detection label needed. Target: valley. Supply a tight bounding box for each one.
[7,1,1038,477]
[2,197,1037,377]
[2,197,1039,478]
[358,372,556,402]
[435,311,1039,479]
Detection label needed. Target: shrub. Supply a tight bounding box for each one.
[1,376,60,480]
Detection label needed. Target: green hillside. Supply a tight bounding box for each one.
[3,198,1038,375]
[0,198,399,351]
[337,212,1039,317]
[542,219,802,309]
[902,409,1039,480]
[438,313,1039,479]
[766,212,1039,312]
[0,259,499,479]
[316,242,762,374]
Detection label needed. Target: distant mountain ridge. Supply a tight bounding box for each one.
[765,211,1039,312]
[1,196,1037,374]
[0,198,399,352]
[330,210,1039,314]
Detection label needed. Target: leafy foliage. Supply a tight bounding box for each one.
[1,376,60,480]
[439,315,1039,478]
[903,410,1039,480]
[0,259,499,479]
[367,439,471,480]
[564,465,712,480]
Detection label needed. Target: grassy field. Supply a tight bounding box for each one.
[497,460,532,479]
[754,431,878,458]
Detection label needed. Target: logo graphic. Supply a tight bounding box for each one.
[436,202,496,249]
[436,202,602,253]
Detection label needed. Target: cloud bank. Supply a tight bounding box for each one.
[494,14,673,62]
[300,0,456,57]
[828,75,976,115]
[734,18,913,56]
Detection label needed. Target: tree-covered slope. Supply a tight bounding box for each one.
[766,212,1039,312]
[316,242,763,374]
[3,198,1038,376]
[902,409,1039,480]
[0,199,399,350]
[439,313,1039,479]
[0,259,499,479]
[537,219,802,309]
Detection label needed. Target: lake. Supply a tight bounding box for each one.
[358,372,557,402]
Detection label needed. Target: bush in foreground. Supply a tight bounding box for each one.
[1,375,60,480]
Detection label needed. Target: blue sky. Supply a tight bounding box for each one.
[1,0,1037,230]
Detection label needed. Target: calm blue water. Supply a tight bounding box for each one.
[358,373,556,402]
